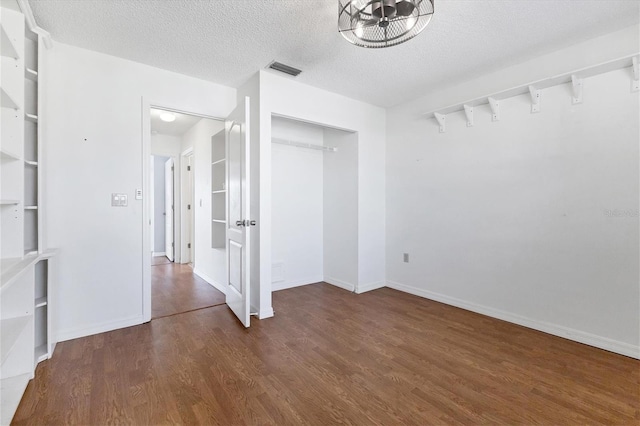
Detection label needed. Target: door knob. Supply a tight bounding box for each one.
[236,220,245,227]
[249,220,256,226]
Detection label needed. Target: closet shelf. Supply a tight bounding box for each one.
[25,113,38,123]
[212,219,226,224]
[0,149,21,161]
[212,159,226,166]
[1,254,38,291]
[25,68,38,82]
[24,160,38,166]
[35,297,47,308]
[272,138,337,152]
[212,189,226,194]
[0,316,30,365]
[0,24,19,59]
[24,249,37,256]
[1,87,20,109]
[0,200,20,205]
[24,206,37,210]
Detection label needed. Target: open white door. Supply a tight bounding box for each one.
[226,96,252,327]
[164,158,174,261]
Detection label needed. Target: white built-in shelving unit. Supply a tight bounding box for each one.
[211,129,227,249]
[1,3,56,425]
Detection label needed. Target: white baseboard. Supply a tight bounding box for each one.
[193,267,226,295]
[57,315,144,343]
[272,276,324,292]
[152,252,166,257]
[386,281,640,359]
[324,276,355,292]
[356,280,386,294]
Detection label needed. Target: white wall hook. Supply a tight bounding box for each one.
[463,105,474,127]
[488,97,500,122]
[528,86,541,113]
[434,113,446,133]
[571,74,583,104]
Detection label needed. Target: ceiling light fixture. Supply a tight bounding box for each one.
[338,0,434,48]
[159,112,176,122]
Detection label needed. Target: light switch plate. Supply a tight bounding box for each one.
[111,193,128,207]
[135,189,142,200]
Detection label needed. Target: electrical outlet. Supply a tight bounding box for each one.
[403,253,409,263]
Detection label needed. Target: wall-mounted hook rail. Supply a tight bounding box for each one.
[463,105,474,127]
[422,54,639,132]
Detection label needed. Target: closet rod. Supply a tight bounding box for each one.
[272,138,337,152]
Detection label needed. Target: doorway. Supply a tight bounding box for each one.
[270,116,358,292]
[148,107,227,319]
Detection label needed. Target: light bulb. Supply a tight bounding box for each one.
[160,112,176,123]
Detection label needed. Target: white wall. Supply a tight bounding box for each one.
[259,70,387,301]
[152,154,169,253]
[43,42,235,341]
[179,118,226,291]
[323,128,359,290]
[271,117,325,290]
[385,28,640,357]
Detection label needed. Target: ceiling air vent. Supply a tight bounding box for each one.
[267,61,302,77]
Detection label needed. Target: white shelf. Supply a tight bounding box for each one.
[212,189,227,194]
[0,24,19,59]
[24,249,37,256]
[0,149,21,161]
[35,297,47,308]
[0,316,30,365]
[35,344,47,363]
[25,68,37,82]
[25,113,37,123]
[0,373,30,426]
[1,87,20,109]
[212,219,226,224]
[0,200,20,205]
[212,159,226,166]
[24,206,37,210]
[424,54,640,118]
[1,254,37,292]
[24,160,37,167]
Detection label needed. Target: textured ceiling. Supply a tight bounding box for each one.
[150,108,203,137]
[29,0,639,108]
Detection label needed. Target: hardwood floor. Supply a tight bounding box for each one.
[152,262,225,319]
[151,256,172,266]
[14,283,639,425]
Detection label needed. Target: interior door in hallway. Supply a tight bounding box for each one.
[226,96,252,327]
[164,158,174,261]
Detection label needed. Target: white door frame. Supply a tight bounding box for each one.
[260,112,359,314]
[142,99,224,322]
[180,147,194,265]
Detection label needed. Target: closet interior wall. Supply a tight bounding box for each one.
[271,116,358,291]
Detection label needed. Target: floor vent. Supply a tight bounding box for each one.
[267,61,302,77]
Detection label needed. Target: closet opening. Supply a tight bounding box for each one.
[271,116,359,292]
[148,108,226,319]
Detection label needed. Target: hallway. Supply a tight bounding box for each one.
[152,261,225,319]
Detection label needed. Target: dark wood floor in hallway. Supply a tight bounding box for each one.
[151,261,225,319]
[13,283,640,425]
